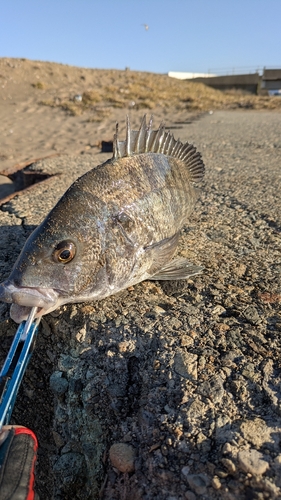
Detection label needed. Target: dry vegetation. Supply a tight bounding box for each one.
[39,69,281,116]
[1,57,281,120]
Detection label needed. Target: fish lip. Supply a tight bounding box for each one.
[10,303,55,324]
[0,280,60,309]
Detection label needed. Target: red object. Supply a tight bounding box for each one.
[14,428,38,500]
[0,426,38,500]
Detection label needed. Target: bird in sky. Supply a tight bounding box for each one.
[141,24,149,31]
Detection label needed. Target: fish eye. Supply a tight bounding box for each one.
[53,240,76,264]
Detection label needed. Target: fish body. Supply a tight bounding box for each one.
[0,116,204,323]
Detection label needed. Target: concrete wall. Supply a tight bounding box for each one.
[262,80,281,90]
[261,70,281,91]
[192,73,261,94]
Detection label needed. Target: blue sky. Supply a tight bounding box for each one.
[0,0,280,74]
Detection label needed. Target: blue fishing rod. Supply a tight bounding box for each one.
[0,307,40,499]
[0,307,40,429]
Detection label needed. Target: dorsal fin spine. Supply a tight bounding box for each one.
[135,115,147,153]
[188,151,201,162]
[113,115,204,183]
[179,143,193,159]
[189,155,202,165]
[169,140,177,156]
[171,139,181,156]
[151,123,164,152]
[182,150,196,162]
[113,122,120,159]
[166,133,175,155]
[145,116,153,152]
[145,130,151,152]
[126,116,131,155]
[187,158,202,170]
[160,131,171,154]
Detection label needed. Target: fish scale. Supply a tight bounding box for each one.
[0,115,205,323]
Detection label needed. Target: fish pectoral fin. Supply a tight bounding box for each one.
[145,233,180,275]
[150,257,203,281]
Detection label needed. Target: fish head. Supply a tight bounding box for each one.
[0,190,106,323]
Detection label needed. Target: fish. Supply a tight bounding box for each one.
[0,115,205,323]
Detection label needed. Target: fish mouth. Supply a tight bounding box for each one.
[0,280,60,323]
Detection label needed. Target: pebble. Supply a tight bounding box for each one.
[240,418,272,447]
[198,375,224,403]
[181,466,190,478]
[185,492,196,500]
[235,263,247,277]
[243,305,260,325]
[222,442,232,454]
[109,443,135,473]
[53,452,86,486]
[52,430,65,448]
[212,305,226,315]
[153,305,166,315]
[241,363,258,381]
[187,399,206,419]
[174,351,198,380]
[58,354,77,371]
[49,371,69,395]
[181,335,194,347]
[186,473,210,495]
[221,457,236,473]
[238,449,269,475]
[211,476,221,490]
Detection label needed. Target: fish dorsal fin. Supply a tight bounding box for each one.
[113,115,205,183]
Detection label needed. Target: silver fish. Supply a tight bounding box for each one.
[0,116,204,323]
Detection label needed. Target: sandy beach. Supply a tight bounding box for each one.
[0,58,281,499]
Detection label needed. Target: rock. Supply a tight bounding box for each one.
[180,335,194,347]
[222,442,232,454]
[198,375,224,403]
[240,418,272,447]
[174,350,198,380]
[186,399,206,420]
[241,363,258,381]
[185,491,196,500]
[58,354,77,372]
[186,473,210,495]
[109,443,135,473]
[238,449,269,475]
[221,457,236,473]
[181,466,190,479]
[153,305,166,315]
[243,305,260,325]
[212,305,226,315]
[212,476,222,489]
[49,371,69,395]
[235,263,247,277]
[52,430,65,448]
[53,452,87,493]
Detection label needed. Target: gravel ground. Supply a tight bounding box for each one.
[0,110,281,500]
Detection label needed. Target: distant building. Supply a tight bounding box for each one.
[168,72,217,79]
[260,69,281,95]
[192,73,261,94]
[168,68,281,96]
[168,71,260,94]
